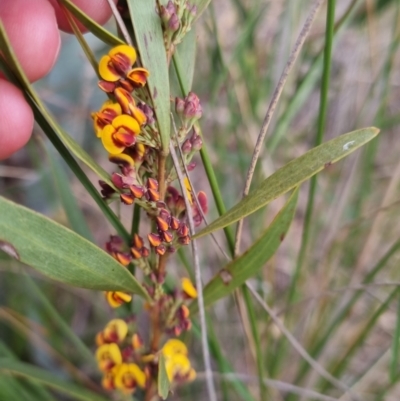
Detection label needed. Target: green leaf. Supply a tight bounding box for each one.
[193,0,212,21]
[170,28,196,96]
[57,0,124,46]
[127,0,171,152]
[158,353,171,400]
[194,127,380,239]
[0,196,149,300]
[0,359,109,401]
[191,188,298,312]
[0,23,116,190]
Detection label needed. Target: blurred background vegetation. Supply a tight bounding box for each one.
[1,0,400,399]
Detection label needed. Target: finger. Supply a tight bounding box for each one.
[0,79,34,160]
[48,0,115,33]
[0,0,61,82]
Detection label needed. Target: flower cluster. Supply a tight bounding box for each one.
[96,279,197,393]
[160,0,197,57]
[92,42,206,397]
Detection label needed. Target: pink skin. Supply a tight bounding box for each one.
[0,0,114,159]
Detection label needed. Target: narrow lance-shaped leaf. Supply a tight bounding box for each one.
[0,359,109,401]
[158,353,171,400]
[127,0,171,153]
[170,28,197,96]
[194,127,379,239]
[0,196,150,300]
[191,188,298,312]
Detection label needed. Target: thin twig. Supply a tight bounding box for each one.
[169,143,217,401]
[245,283,362,401]
[105,0,133,46]
[197,371,339,401]
[234,0,325,255]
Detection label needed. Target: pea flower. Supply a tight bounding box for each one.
[96,343,122,372]
[114,363,146,394]
[105,291,132,308]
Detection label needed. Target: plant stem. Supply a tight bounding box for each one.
[288,0,336,304]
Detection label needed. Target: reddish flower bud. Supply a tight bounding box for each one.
[156,216,169,232]
[130,185,145,199]
[170,216,180,230]
[147,188,160,202]
[155,244,166,256]
[141,247,150,258]
[148,233,162,247]
[175,97,185,116]
[169,13,180,32]
[159,208,171,222]
[178,236,190,245]
[187,162,196,171]
[177,223,189,237]
[174,326,182,336]
[191,133,203,150]
[131,247,142,259]
[147,178,159,190]
[182,139,192,154]
[115,252,131,266]
[162,231,173,243]
[112,173,127,189]
[198,191,208,213]
[180,304,190,319]
[132,233,144,249]
[99,180,115,198]
[120,193,134,205]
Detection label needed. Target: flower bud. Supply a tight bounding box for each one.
[148,233,162,247]
[191,133,203,150]
[182,139,192,154]
[175,97,185,116]
[120,193,134,205]
[169,13,180,32]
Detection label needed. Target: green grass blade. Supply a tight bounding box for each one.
[242,285,267,401]
[20,274,96,366]
[127,0,171,153]
[194,128,379,239]
[288,0,336,304]
[191,188,298,311]
[57,0,124,46]
[390,294,400,382]
[0,196,149,299]
[0,359,109,401]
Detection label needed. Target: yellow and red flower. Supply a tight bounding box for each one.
[96,343,122,372]
[162,339,196,383]
[105,291,132,308]
[103,319,129,343]
[114,363,146,394]
[98,44,149,87]
[92,100,122,138]
[101,115,140,155]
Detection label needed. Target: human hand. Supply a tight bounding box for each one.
[0,0,114,159]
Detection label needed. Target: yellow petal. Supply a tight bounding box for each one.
[181,277,198,299]
[109,153,135,167]
[109,45,137,66]
[96,343,122,371]
[105,291,132,308]
[101,125,125,155]
[112,115,141,136]
[162,339,188,358]
[104,319,128,342]
[99,55,121,82]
